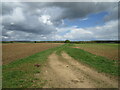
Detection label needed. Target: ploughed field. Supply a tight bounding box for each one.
[2,43,63,65]
[74,43,119,60]
[2,43,119,88]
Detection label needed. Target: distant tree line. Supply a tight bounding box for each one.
[70,40,120,44]
[1,40,120,43]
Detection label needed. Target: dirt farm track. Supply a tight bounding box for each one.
[2,43,118,88]
[2,43,63,65]
[40,52,118,88]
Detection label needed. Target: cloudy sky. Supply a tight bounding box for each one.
[1,2,119,41]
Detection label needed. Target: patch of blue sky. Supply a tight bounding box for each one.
[64,11,108,28]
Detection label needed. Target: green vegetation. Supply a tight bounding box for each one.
[3,44,65,88]
[74,43,119,60]
[65,48,118,75]
[3,43,119,88]
[74,43,119,48]
[56,44,119,76]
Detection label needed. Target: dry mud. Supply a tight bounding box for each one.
[39,52,118,88]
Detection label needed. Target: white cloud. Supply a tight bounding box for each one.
[6,31,14,35]
[38,15,53,25]
[3,7,25,24]
[81,17,88,21]
[53,20,118,41]
[2,36,8,39]
[2,20,118,41]
[2,2,118,41]
[11,7,25,22]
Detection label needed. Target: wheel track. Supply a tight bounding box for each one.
[39,52,118,88]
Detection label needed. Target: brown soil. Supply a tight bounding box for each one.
[74,45,119,60]
[2,43,63,65]
[39,52,118,88]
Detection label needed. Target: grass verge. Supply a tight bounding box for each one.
[56,44,119,76]
[3,44,65,88]
[3,43,119,88]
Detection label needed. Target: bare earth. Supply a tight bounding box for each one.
[2,43,63,65]
[39,52,118,88]
[74,45,119,60]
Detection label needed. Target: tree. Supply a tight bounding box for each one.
[64,40,70,43]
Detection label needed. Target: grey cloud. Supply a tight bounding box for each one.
[4,2,116,20]
[2,29,49,41]
[2,2,24,15]
[44,2,117,19]
[104,5,118,22]
[3,18,56,35]
[2,6,57,35]
[2,2,118,41]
